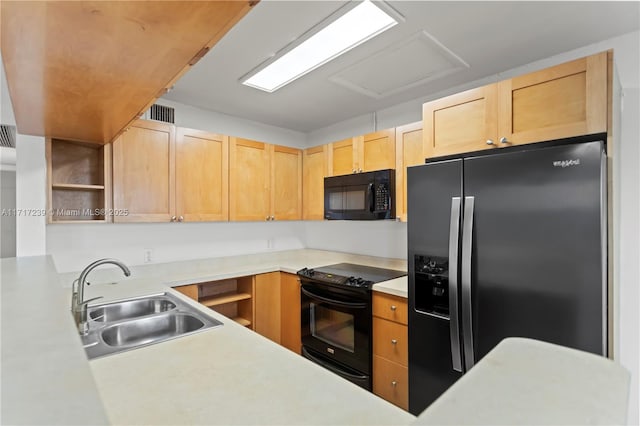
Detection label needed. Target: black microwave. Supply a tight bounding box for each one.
[324,169,395,220]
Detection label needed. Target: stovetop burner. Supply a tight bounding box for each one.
[297,263,406,289]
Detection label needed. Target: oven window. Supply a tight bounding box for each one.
[344,190,365,210]
[310,303,355,353]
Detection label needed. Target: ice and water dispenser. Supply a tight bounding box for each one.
[414,255,450,317]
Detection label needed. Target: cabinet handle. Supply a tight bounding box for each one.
[486,139,495,145]
[358,168,363,173]
[266,216,270,221]
[499,137,510,144]
[270,215,275,221]
[178,216,184,222]
[391,381,397,387]
[390,305,397,311]
[352,169,357,173]
[391,339,398,345]
[170,216,177,222]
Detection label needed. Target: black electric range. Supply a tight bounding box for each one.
[297,263,406,391]
[297,263,406,291]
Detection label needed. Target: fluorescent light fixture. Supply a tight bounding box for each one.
[242,1,399,93]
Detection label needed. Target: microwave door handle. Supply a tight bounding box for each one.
[301,287,367,309]
[368,183,375,212]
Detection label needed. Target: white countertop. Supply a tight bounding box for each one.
[1,256,109,425]
[2,249,412,426]
[413,338,630,425]
[4,250,628,425]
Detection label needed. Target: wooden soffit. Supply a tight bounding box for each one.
[0,1,256,144]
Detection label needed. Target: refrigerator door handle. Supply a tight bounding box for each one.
[448,197,463,372]
[461,196,475,371]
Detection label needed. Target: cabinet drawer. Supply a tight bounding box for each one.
[373,292,407,325]
[373,317,408,366]
[373,355,408,411]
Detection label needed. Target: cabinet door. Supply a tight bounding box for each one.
[113,120,175,222]
[229,138,270,221]
[271,145,302,220]
[360,128,395,172]
[423,84,498,158]
[497,51,608,146]
[329,138,356,176]
[280,273,301,354]
[395,122,423,222]
[175,128,229,222]
[254,272,281,344]
[302,145,328,220]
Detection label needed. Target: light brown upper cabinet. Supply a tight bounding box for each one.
[113,120,176,223]
[230,138,302,221]
[271,145,303,221]
[497,52,608,146]
[1,1,255,144]
[328,129,396,176]
[329,138,356,176]
[395,122,424,222]
[359,129,396,173]
[302,145,329,220]
[423,51,609,158]
[423,84,499,158]
[175,128,229,222]
[113,120,229,222]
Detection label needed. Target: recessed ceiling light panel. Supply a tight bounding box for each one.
[241,1,401,93]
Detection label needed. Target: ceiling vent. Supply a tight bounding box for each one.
[149,104,175,124]
[330,30,469,99]
[0,125,16,148]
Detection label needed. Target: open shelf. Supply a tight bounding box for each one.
[52,183,105,190]
[200,292,251,307]
[233,317,252,327]
[195,276,255,331]
[47,138,111,223]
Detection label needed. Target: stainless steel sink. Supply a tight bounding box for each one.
[89,296,176,322]
[82,292,222,359]
[101,313,205,347]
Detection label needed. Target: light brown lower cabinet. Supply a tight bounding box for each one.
[280,273,302,354]
[253,272,302,353]
[174,284,198,301]
[373,292,409,410]
[254,272,282,344]
[373,355,409,410]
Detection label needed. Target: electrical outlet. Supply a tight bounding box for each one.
[143,249,153,263]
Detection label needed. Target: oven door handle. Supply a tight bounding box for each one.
[302,347,368,380]
[301,287,367,309]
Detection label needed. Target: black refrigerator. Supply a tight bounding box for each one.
[407,138,607,415]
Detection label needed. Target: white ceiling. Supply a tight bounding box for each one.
[164,1,640,133]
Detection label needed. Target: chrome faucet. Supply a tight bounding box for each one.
[72,258,131,335]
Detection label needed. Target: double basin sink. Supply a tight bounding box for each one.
[82,292,223,359]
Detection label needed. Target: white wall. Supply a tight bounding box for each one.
[154,98,307,148]
[47,220,305,273]
[617,88,639,425]
[304,221,407,260]
[15,134,46,257]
